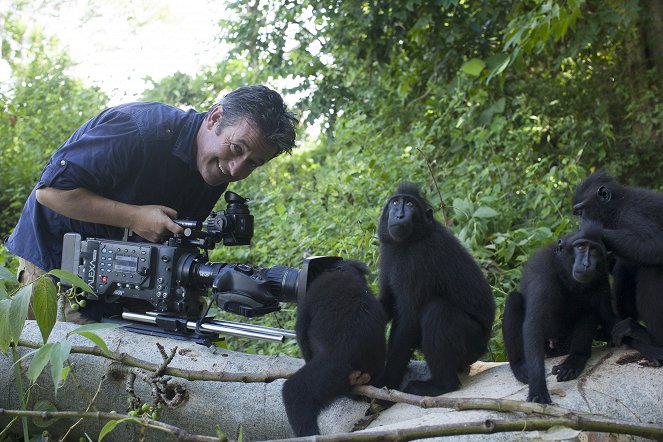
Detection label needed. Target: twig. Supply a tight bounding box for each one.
[262,416,663,442]
[415,146,446,221]
[17,339,295,382]
[353,385,569,416]
[60,372,106,441]
[0,408,226,442]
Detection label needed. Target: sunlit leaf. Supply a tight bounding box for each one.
[0,266,14,282]
[462,58,486,77]
[27,343,54,382]
[9,285,32,342]
[473,206,499,218]
[32,277,58,343]
[48,269,95,295]
[0,299,12,353]
[99,418,133,441]
[74,331,111,355]
[49,340,72,395]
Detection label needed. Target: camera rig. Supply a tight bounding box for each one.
[61,191,340,344]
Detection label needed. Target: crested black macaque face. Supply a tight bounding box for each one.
[569,238,605,284]
[380,193,434,243]
[386,195,417,241]
[555,223,608,287]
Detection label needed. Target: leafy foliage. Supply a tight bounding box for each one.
[3,0,663,366]
[0,10,107,238]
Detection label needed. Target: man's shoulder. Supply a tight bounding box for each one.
[111,102,191,122]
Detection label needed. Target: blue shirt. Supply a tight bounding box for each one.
[5,102,228,271]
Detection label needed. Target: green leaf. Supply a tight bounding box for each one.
[9,285,32,342]
[49,340,72,395]
[32,399,60,428]
[74,332,111,355]
[99,418,133,441]
[473,206,499,218]
[32,277,58,344]
[68,322,125,335]
[462,58,486,77]
[48,269,95,295]
[0,265,14,282]
[0,299,12,353]
[27,343,54,382]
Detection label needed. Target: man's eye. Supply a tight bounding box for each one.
[231,144,243,155]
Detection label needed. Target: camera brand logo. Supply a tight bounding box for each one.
[87,249,98,285]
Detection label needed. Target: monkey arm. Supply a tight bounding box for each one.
[378,283,396,321]
[522,314,551,404]
[602,222,663,265]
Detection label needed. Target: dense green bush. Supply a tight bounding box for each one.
[3,0,663,363]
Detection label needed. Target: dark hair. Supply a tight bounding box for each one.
[214,85,298,157]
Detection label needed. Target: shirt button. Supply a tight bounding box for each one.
[60,160,66,166]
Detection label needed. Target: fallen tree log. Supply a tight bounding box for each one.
[0,321,369,441]
[1,321,662,441]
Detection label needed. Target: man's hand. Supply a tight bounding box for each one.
[36,187,184,242]
[128,205,184,242]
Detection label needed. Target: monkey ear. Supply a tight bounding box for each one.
[596,186,611,202]
[556,239,565,253]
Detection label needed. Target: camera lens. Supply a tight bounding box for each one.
[264,266,300,303]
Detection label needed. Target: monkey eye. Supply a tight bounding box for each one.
[406,201,414,207]
[596,186,611,202]
[575,244,587,252]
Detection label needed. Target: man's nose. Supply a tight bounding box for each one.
[228,158,248,178]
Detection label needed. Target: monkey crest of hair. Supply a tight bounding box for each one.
[215,85,299,157]
[393,182,434,211]
[571,169,625,228]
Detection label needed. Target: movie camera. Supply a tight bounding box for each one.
[61,191,340,344]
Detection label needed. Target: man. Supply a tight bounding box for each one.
[5,85,298,321]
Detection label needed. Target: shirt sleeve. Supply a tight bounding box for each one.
[37,108,146,194]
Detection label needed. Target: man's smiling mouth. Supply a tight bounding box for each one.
[217,160,229,177]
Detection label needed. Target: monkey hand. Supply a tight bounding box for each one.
[349,370,371,386]
[552,355,587,381]
[527,388,552,405]
[611,317,639,346]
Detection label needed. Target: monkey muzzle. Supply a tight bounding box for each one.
[572,201,585,216]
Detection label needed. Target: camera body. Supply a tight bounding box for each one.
[61,191,340,326]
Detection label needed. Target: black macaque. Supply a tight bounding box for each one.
[502,222,617,404]
[572,170,663,364]
[375,183,496,396]
[282,260,386,437]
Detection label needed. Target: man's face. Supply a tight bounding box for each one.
[195,106,277,186]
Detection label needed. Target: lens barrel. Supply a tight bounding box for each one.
[262,265,300,303]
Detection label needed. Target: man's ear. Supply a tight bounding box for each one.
[208,105,223,127]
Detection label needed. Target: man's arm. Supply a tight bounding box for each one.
[36,187,184,242]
